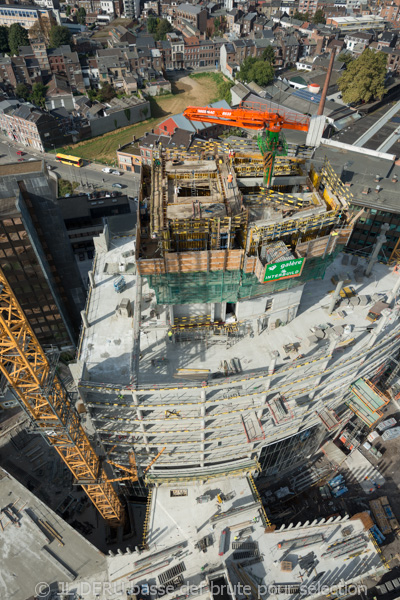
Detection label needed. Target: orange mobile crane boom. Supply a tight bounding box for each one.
[183,104,310,132]
[183,103,310,187]
[0,267,125,526]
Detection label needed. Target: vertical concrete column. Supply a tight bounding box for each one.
[81,310,89,329]
[88,270,95,288]
[257,393,268,420]
[367,308,392,349]
[169,306,174,327]
[268,351,279,375]
[265,351,279,391]
[200,389,206,467]
[328,280,344,315]
[366,223,389,277]
[309,337,339,400]
[132,391,150,449]
[387,277,400,304]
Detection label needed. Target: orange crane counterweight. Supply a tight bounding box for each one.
[183,102,310,187]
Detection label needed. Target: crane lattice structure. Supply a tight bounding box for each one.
[183,103,310,187]
[0,268,125,526]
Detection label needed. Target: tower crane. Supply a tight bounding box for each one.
[0,267,125,525]
[183,103,310,187]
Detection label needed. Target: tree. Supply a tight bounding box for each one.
[238,56,274,87]
[0,25,9,54]
[77,7,86,25]
[219,79,233,104]
[97,82,116,103]
[66,5,71,15]
[147,15,158,34]
[29,82,48,109]
[8,23,29,56]
[313,9,326,23]
[262,45,275,64]
[49,25,71,48]
[293,10,309,21]
[337,52,354,66]
[15,82,30,101]
[154,19,173,41]
[338,48,387,105]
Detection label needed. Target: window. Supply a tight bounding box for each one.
[265,299,273,312]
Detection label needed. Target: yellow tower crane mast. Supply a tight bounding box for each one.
[0,267,125,525]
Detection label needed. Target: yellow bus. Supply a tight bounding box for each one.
[55,153,83,167]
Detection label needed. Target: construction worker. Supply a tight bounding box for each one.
[227,172,233,189]
[167,330,173,342]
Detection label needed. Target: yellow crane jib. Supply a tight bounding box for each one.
[0,269,125,526]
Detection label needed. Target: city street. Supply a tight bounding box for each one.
[0,137,141,199]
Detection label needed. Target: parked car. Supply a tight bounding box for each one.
[16,150,25,156]
[112,183,123,189]
[17,158,25,162]
[102,167,111,173]
[111,191,120,197]
[112,170,122,176]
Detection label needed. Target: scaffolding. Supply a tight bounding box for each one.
[144,245,344,305]
[347,378,390,427]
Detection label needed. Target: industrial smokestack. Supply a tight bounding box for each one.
[317,47,336,117]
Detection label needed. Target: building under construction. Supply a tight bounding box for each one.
[71,127,400,494]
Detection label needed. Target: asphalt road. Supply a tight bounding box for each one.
[0,137,141,198]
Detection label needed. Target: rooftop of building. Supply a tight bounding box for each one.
[105,476,384,596]
[0,467,106,599]
[332,100,400,155]
[177,2,204,13]
[0,160,44,176]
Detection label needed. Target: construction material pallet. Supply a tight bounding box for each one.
[232,541,258,550]
[232,550,260,561]
[159,563,186,585]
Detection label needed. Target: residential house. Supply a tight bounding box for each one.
[122,74,138,94]
[280,34,299,66]
[117,128,192,171]
[381,46,400,75]
[47,46,85,93]
[109,24,136,46]
[379,1,400,28]
[184,37,216,68]
[242,11,257,34]
[344,31,373,52]
[376,30,398,50]
[2,103,66,151]
[45,74,75,112]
